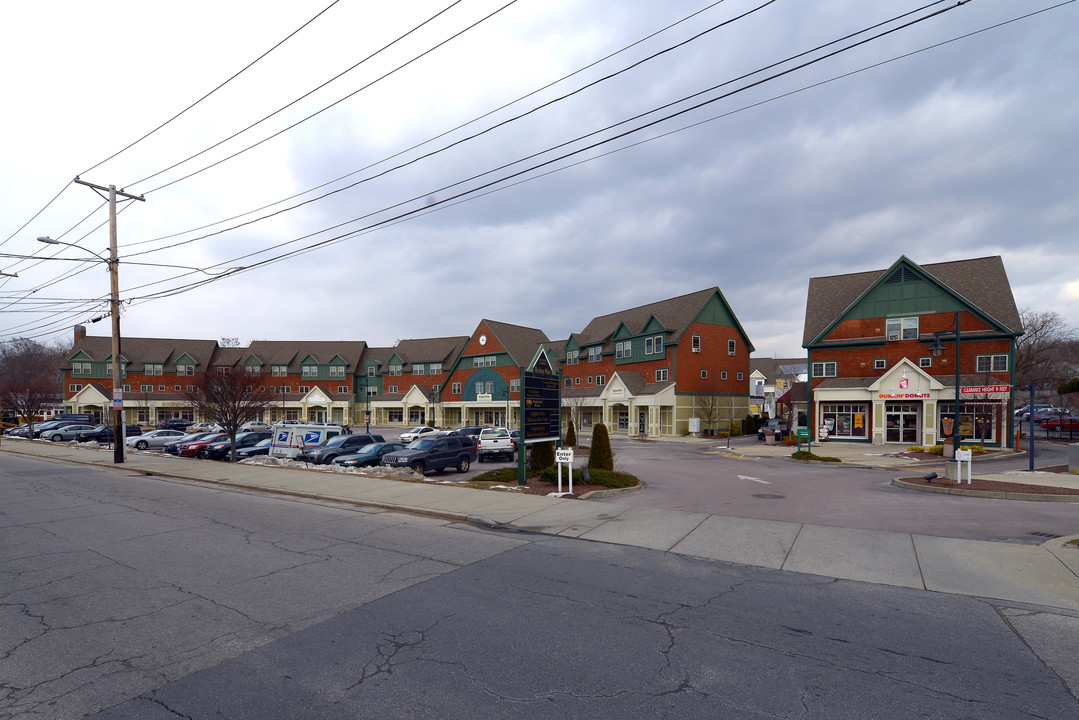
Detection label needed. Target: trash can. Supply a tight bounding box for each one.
[764,429,775,445]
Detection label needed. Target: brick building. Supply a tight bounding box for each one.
[803,256,1023,447]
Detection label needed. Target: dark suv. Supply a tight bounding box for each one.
[382,435,477,474]
[158,418,191,431]
[296,433,386,464]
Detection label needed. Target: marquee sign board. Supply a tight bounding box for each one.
[522,349,560,443]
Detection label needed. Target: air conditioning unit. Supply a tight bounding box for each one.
[692,347,700,353]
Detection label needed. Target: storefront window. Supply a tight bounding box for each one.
[940,402,999,443]
[820,403,868,438]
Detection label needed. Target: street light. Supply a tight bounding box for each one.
[38,234,126,464]
[927,311,961,460]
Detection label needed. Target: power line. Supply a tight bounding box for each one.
[80,0,344,177]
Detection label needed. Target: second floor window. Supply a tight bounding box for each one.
[452,382,461,394]
[656,368,668,381]
[615,340,631,359]
[302,366,317,378]
[413,364,425,375]
[728,339,736,356]
[389,364,402,376]
[975,354,1008,372]
[886,317,919,341]
[272,365,287,377]
[588,347,601,362]
[812,361,837,377]
[176,364,193,376]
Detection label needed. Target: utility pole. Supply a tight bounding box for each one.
[74,177,145,463]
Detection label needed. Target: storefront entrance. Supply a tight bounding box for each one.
[885,403,920,444]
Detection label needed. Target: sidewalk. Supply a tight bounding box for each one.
[3,439,1078,612]
[713,436,1079,489]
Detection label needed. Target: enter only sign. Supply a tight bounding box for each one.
[555,448,574,464]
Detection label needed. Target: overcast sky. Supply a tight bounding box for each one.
[2,0,1076,358]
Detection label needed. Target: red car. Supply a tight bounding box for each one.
[175,433,228,457]
[1040,416,1079,431]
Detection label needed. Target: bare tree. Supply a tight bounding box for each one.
[0,338,66,440]
[1015,308,1075,389]
[219,337,242,348]
[562,393,594,440]
[183,366,277,461]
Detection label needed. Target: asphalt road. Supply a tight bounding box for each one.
[2,453,1076,719]
[597,437,1079,543]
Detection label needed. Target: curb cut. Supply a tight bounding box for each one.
[891,478,1079,503]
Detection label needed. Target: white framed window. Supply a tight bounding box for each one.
[388,364,402,376]
[702,369,709,379]
[975,354,1008,373]
[329,365,345,378]
[452,382,461,394]
[886,317,919,341]
[645,336,664,355]
[728,339,736,356]
[510,379,520,392]
[158,385,166,391]
[874,358,887,370]
[140,384,153,392]
[737,371,744,381]
[615,340,632,359]
[123,384,131,392]
[413,364,425,375]
[282,386,291,394]
[432,384,441,392]
[367,385,378,397]
[596,375,606,386]
[272,365,287,377]
[720,370,727,380]
[919,357,933,368]
[337,385,348,393]
[145,363,163,376]
[566,350,579,365]
[174,384,182,391]
[176,364,194,376]
[388,385,398,393]
[430,363,442,374]
[812,361,837,377]
[298,386,309,393]
[367,366,376,377]
[69,383,82,392]
[691,335,701,352]
[588,347,601,362]
[72,361,91,375]
[485,355,496,367]
[574,376,581,385]
[587,375,593,385]
[302,365,317,378]
[656,368,669,381]
[564,377,573,388]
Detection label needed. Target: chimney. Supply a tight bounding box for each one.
[74,325,86,342]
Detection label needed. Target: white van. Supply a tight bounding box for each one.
[268,423,344,459]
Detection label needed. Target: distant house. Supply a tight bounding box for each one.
[749,357,807,418]
[802,256,1023,447]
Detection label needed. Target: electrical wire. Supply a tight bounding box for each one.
[80,0,344,177]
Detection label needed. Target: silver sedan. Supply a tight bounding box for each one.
[126,429,186,451]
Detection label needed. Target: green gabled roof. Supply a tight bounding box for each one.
[803,256,1024,347]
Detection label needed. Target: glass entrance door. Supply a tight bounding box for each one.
[885,403,919,443]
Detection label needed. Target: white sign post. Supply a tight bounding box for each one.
[954,449,972,484]
[555,448,574,495]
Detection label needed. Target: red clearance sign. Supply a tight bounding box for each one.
[960,385,1010,394]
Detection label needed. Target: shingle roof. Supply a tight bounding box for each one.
[750,357,807,380]
[575,288,718,346]
[481,320,551,366]
[244,341,368,371]
[392,336,468,368]
[66,335,219,370]
[803,256,1023,346]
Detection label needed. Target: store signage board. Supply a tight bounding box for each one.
[960,385,1010,395]
[522,350,560,443]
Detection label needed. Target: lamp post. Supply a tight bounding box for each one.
[927,311,961,460]
[39,233,129,462]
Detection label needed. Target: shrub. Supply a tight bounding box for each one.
[959,444,987,455]
[537,466,638,489]
[926,445,944,455]
[588,423,614,471]
[744,415,761,434]
[791,450,841,462]
[907,446,925,453]
[530,441,555,471]
[565,420,577,447]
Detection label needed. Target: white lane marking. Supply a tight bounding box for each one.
[738,475,770,484]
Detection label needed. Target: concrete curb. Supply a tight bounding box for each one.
[891,478,1079,503]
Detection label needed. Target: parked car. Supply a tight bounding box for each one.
[127,428,188,450]
[199,431,272,460]
[447,426,485,446]
[399,426,437,443]
[1040,416,1079,431]
[163,432,217,455]
[333,442,405,468]
[235,438,273,460]
[75,424,143,443]
[175,433,229,457]
[239,420,270,432]
[295,433,386,464]
[477,428,516,462]
[1015,404,1056,418]
[382,435,477,474]
[1028,408,1066,423]
[158,418,192,431]
[757,419,789,441]
[39,424,97,442]
[27,420,84,438]
[185,422,223,433]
